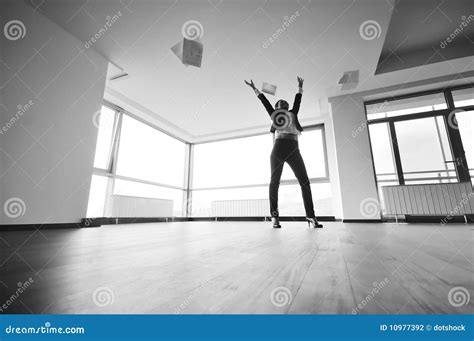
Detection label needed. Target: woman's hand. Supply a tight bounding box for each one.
[297,76,304,88]
[244,79,256,90]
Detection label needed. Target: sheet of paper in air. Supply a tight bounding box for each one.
[171,38,203,68]
[338,70,359,91]
[182,38,203,68]
[170,40,183,61]
[261,82,277,95]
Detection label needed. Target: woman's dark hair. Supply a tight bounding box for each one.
[275,100,289,110]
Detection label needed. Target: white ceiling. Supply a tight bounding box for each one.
[33,0,473,142]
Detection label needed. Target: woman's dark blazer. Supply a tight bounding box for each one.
[257,92,304,133]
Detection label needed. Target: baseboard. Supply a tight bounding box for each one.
[82,216,336,226]
[0,216,337,230]
[342,219,383,223]
[405,215,474,224]
[0,222,82,231]
[81,217,170,227]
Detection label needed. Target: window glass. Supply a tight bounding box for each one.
[86,175,108,217]
[368,123,396,178]
[452,88,474,108]
[281,129,327,180]
[191,183,333,217]
[455,110,474,181]
[366,93,447,120]
[113,179,184,216]
[193,135,271,188]
[193,128,327,188]
[116,115,186,187]
[93,106,116,169]
[395,116,455,184]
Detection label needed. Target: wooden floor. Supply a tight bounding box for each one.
[0,221,472,314]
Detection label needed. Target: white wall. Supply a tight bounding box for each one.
[0,1,108,225]
[329,94,380,220]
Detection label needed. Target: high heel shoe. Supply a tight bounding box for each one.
[306,217,323,228]
[272,217,281,228]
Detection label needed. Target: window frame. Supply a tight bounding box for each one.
[364,84,474,215]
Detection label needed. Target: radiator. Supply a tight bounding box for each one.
[110,195,173,217]
[381,182,474,216]
[211,199,269,217]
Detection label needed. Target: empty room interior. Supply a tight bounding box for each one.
[1,0,473,316]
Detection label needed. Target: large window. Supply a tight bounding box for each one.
[192,127,332,216]
[87,104,333,219]
[87,105,187,218]
[365,86,474,216]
